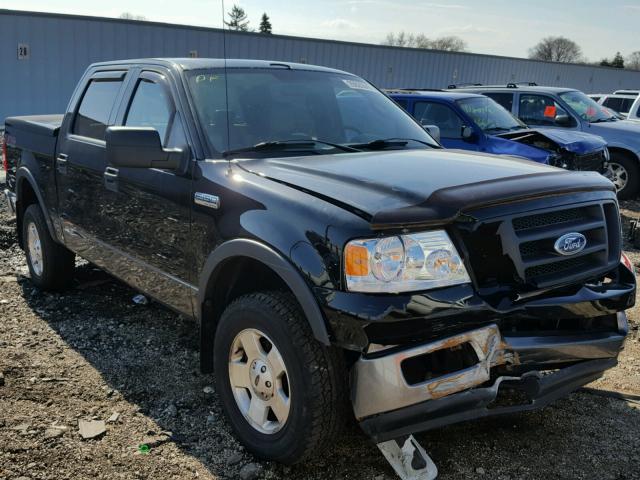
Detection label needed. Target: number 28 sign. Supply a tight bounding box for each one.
[18,43,30,60]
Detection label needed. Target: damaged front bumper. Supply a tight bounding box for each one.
[353,312,628,442]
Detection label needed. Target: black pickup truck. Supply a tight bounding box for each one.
[3,59,636,476]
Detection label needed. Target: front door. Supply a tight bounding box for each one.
[102,69,195,316]
[413,101,479,151]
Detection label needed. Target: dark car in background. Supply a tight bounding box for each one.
[388,90,609,172]
[451,84,640,198]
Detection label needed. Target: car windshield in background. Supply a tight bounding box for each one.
[456,96,526,132]
[186,68,438,156]
[559,90,613,123]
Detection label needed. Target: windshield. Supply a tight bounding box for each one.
[456,96,526,132]
[186,68,438,156]
[559,90,614,122]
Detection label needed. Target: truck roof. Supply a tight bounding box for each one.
[386,90,483,100]
[451,85,577,94]
[89,58,352,75]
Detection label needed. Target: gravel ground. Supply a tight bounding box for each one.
[1,175,640,480]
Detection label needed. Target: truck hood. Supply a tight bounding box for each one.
[586,119,640,137]
[528,128,607,153]
[237,149,614,229]
[497,128,606,154]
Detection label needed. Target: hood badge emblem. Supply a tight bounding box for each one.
[554,232,587,256]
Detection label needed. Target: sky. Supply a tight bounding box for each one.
[2,0,639,61]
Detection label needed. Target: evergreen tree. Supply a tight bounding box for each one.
[611,52,625,68]
[259,13,272,34]
[225,5,250,31]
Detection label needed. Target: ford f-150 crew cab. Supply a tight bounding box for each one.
[3,59,636,479]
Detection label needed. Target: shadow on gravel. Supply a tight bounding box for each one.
[17,264,379,479]
[15,262,640,479]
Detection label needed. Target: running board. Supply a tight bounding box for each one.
[377,435,438,480]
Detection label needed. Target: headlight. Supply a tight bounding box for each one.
[344,230,471,293]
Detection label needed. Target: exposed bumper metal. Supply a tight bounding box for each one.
[361,357,616,443]
[352,312,628,439]
[3,188,16,215]
[352,324,510,419]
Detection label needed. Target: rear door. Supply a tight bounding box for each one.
[103,69,195,315]
[481,92,515,113]
[56,69,128,256]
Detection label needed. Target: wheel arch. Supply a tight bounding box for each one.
[608,146,640,163]
[15,167,57,248]
[198,238,331,373]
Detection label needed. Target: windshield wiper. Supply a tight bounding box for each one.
[223,139,360,158]
[591,117,617,123]
[347,137,435,150]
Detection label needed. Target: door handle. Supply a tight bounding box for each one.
[104,166,119,192]
[56,153,68,174]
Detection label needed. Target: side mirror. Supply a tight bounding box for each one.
[105,126,186,170]
[555,114,572,126]
[422,124,441,143]
[461,126,476,141]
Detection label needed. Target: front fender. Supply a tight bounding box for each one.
[198,238,331,345]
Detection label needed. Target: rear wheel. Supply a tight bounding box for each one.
[22,204,75,290]
[606,153,639,199]
[214,291,347,464]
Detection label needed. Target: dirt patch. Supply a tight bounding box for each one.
[1,184,639,480]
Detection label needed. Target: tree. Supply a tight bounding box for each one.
[627,51,640,70]
[119,12,147,20]
[528,36,583,63]
[225,5,250,31]
[428,36,467,52]
[259,13,272,34]
[382,32,466,52]
[601,52,625,68]
[611,51,625,68]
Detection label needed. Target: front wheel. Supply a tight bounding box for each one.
[605,153,639,199]
[214,291,347,464]
[22,204,75,290]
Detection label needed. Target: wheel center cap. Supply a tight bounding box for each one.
[249,359,274,400]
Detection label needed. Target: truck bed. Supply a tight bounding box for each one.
[5,114,63,157]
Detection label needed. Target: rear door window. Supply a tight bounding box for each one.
[73,79,123,140]
[482,92,514,111]
[518,94,574,127]
[414,101,464,138]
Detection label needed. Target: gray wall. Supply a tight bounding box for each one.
[3,8,640,122]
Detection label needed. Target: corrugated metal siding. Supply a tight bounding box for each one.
[2,8,640,121]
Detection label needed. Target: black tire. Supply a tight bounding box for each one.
[609,153,640,199]
[214,291,347,464]
[22,204,75,290]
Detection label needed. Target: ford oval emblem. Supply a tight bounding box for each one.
[554,232,587,256]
